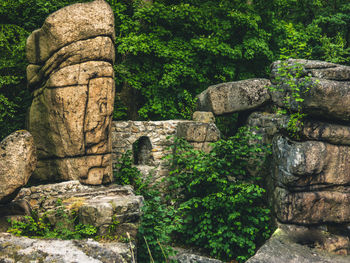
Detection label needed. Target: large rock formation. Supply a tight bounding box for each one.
[27,0,115,185]
[0,130,36,203]
[270,59,350,122]
[199,59,350,259]
[14,181,143,239]
[268,60,350,239]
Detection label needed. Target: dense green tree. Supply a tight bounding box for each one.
[114,0,274,119]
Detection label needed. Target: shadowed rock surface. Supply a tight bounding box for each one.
[246,228,350,263]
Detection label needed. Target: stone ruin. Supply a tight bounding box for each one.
[0,1,222,262]
[111,118,220,181]
[1,0,350,262]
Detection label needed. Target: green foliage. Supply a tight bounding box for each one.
[215,113,239,139]
[0,23,30,140]
[1,0,350,137]
[113,151,175,262]
[8,200,97,240]
[114,150,144,188]
[165,127,272,262]
[113,0,273,120]
[269,61,315,138]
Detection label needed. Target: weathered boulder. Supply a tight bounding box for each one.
[246,228,350,263]
[270,59,350,122]
[192,111,215,123]
[0,232,133,263]
[14,181,143,238]
[274,187,350,225]
[0,131,36,203]
[273,135,350,189]
[26,0,115,65]
[27,0,115,184]
[196,79,271,115]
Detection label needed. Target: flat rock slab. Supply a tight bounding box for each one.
[14,181,143,237]
[0,233,132,263]
[246,229,350,263]
[271,59,350,81]
[196,78,271,115]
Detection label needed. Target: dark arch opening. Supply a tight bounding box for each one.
[132,136,154,165]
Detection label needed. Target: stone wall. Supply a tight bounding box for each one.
[111,119,220,181]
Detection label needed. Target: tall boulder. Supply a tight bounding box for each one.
[0,131,36,203]
[27,0,116,184]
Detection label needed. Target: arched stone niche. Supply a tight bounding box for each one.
[132,136,154,166]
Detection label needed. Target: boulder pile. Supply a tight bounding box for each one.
[198,58,350,258]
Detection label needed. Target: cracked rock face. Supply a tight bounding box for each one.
[0,131,37,203]
[27,0,115,184]
[196,78,271,115]
[270,59,350,122]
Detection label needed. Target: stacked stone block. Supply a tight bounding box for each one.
[198,59,350,255]
[26,0,115,185]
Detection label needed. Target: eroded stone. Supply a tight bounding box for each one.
[0,131,37,203]
[196,78,271,115]
[26,0,115,64]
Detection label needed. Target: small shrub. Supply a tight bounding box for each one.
[113,151,175,262]
[269,60,317,139]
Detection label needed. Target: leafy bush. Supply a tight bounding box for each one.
[269,60,318,138]
[165,127,272,262]
[114,151,175,262]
